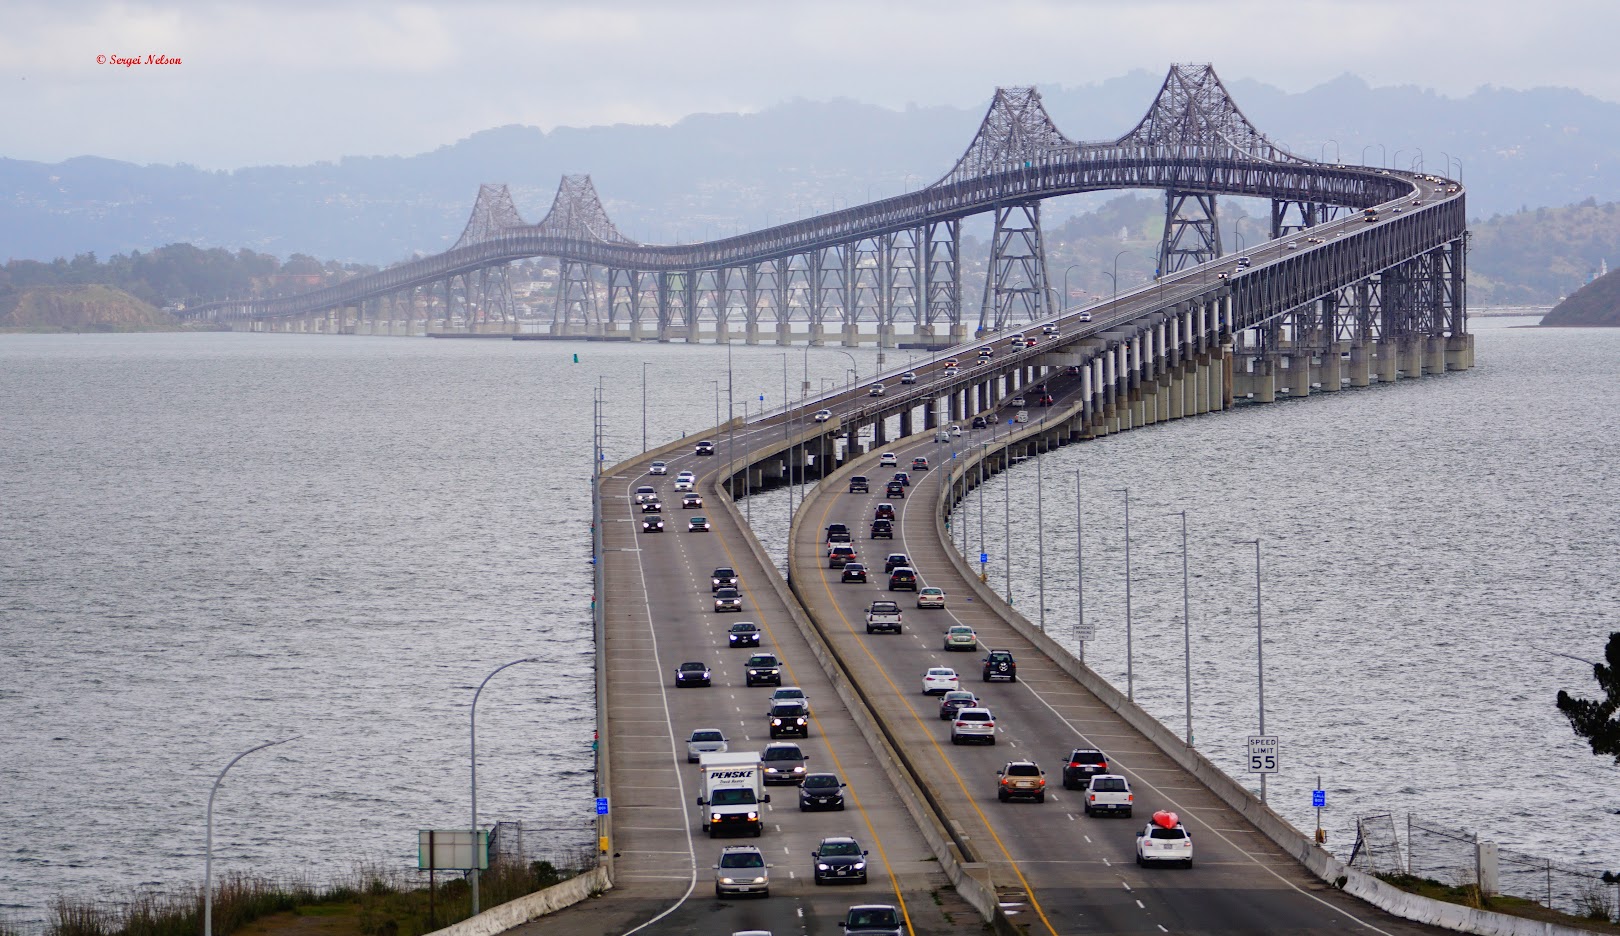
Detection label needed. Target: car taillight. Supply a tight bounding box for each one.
[1068,762,1081,768]
[1127,794,1134,801]
[984,722,995,728]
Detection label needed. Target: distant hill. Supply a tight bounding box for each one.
[2,73,1619,267]
[1468,198,1620,305]
[1,285,173,331]
[1541,267,1620,326]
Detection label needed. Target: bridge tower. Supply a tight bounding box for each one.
[979,202,1054,335]
[1160,191,1223,274]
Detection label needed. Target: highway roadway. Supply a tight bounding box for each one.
[516,426,984,936]
[784,382,1448,934]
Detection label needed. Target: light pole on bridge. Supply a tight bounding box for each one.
[640,361,650,452]
[1112,487,1134,703]
[205,737,299,936]
[1111,249,1131,308]
[470,657,538,915]
[1062,264,1081,312]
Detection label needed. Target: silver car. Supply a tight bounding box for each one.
[714,844,771,897]
[687,728,728,763]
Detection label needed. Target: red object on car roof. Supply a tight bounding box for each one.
[1152,810,1180,830]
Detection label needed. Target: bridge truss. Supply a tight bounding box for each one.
[188,64,1466,371]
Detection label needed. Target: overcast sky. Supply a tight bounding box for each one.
[3,0,1617,170]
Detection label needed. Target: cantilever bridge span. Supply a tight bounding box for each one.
[186,64,1466,370]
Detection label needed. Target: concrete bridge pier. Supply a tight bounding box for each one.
[1289,354,1312,398]
[1376,341,1399,383]
[841,322,860,347]
[1399,337,1424,377]
[806,324,826,347]
[878,324,898,349]
[1446,333,1475,370]
[1251,356,1278,403]
[1320,345,1344,391]
[771,322,789,346]
[1218,340,1235,410]
[740,321,756,345]
[950,323,970,345]
[923,401,939,431]
[1425,336,1447,375]
[899,408,914,439]
[1348,343,1371,387]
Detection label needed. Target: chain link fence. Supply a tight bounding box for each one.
[490,820,599,874]
[1348,813,1617,921]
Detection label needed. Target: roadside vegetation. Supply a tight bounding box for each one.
[33,860,576,936]
[1376,872,1620,933]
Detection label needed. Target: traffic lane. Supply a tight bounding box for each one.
[641,465,973,934]
[795,494,1072,936]
[877,427,1446,934]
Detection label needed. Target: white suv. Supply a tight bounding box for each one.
[1135,813,1193,868]
[878,452,898,466]
[950,707,996,745]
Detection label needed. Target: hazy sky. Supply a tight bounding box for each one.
[4,0,1617,170]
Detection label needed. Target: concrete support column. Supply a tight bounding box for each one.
[1401,337,1424,377]
[1253,357,1278,403]
[1320,345,1343,392]
[1217,340,1234,411]
[899,408,914,438]
[1376,340,1399,383]
[1425,336,1447,375]
[949,323,970,345]
[809,323,826,347]
[1348,343,1371,387]
[874,417,888,446]
[878,324,897,349]
[776,322,792,346]
[923,402,938,431]
[1290,355,1311,398]
[1445,333,1474,371]
[916,325,937,345]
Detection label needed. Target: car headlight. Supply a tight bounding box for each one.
[711,813,722,822]
[853,861,866,870]
[748,669,758,675]
[793,766,806,773]
[771,719,782,726]
[718,876,736,884]
[795,718,805,726]
[746,811,758,820]
[817,863,830,871]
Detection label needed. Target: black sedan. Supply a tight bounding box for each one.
[798,773,846,811]
[674,661,711,688]
[641,516,664,532]
[884,481,905,499]
[811,836,869,885]
[727,621,761,648]
[840,563,869,584]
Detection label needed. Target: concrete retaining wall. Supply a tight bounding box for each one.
[422,867,611,936]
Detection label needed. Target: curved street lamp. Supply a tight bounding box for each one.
[470,657,539,915]
[206,737,299,936]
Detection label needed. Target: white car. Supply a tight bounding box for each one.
[922,666,960,695]
[942,366,959,377]
[917,587,946,609]
[1076,311,1092,323]
[814,409,833,423]
[950,706,996,744]
[687,728,729,763]
[770,686,810,713]
[900,371,917,385]
[1136,812,1193,867]
[1010,396,1026,407]
[879,453,898,467]
[676,470,696,483]
[943,625,977,651]
[1285,241,1300,249]
[674,478,695,492]
[1042,324,1059,335]
[634,485,658,504]
[649,461,668,475]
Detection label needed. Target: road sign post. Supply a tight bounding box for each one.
[1312,775,1325,844]
[596,797,610,816]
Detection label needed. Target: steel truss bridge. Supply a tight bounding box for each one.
[184,64,1466,366]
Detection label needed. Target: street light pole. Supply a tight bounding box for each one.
[1180,510,1193,747]
[471,657,538,915]
[1035,450,1044,629]
[1111,249,1131,308]
[1003,441,1012,606]
[744,400,752,524]
[640,361,649,452]
[1252,538,1266,803]
[707,380,720,429]
[1062,264,1081,312]
[1075,470,1085,662]
[205,737,298,936]
[1113,487,1133,702]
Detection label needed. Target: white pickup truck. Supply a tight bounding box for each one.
[1084,774,1134,817]
[865,600,903,634]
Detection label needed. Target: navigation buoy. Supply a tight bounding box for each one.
[1152,810,1179,830]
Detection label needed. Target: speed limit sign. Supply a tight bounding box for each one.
[1247,736,1279,774]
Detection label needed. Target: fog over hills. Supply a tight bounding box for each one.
[3,71,1616,266]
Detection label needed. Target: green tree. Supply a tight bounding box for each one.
[1555,633,1620,763]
